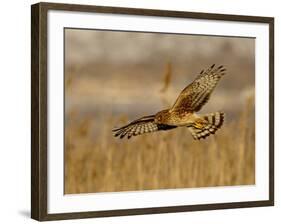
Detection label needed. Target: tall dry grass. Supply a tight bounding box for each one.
[64,95,255,194]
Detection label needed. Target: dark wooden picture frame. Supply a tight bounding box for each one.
[31,2,274,221]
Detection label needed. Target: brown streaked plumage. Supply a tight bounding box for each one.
[113,64,226,140]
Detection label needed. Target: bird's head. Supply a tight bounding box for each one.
[155,109,169,124]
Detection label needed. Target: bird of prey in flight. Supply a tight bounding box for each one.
[113,64,226,140]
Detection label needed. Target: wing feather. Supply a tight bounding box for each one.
[112,115,176,139]
[171,64,226,112]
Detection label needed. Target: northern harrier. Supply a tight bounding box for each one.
[113,64,226,140]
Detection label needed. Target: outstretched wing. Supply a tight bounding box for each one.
[171,64,226,112]
[112,115,176,139]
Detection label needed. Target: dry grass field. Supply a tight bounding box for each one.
[64,29,255,194]
[65,96,255,194]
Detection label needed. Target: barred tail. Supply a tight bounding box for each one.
[188,112,225,140]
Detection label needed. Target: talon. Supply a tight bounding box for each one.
[193,119,208,129]
[194,122,204,129]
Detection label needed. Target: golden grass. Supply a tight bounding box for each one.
[64,96,255,194]
[160,62,172,93]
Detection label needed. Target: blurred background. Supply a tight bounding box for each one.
[64,29,255,194]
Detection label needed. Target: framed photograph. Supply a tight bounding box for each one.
[31,2,274,221]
